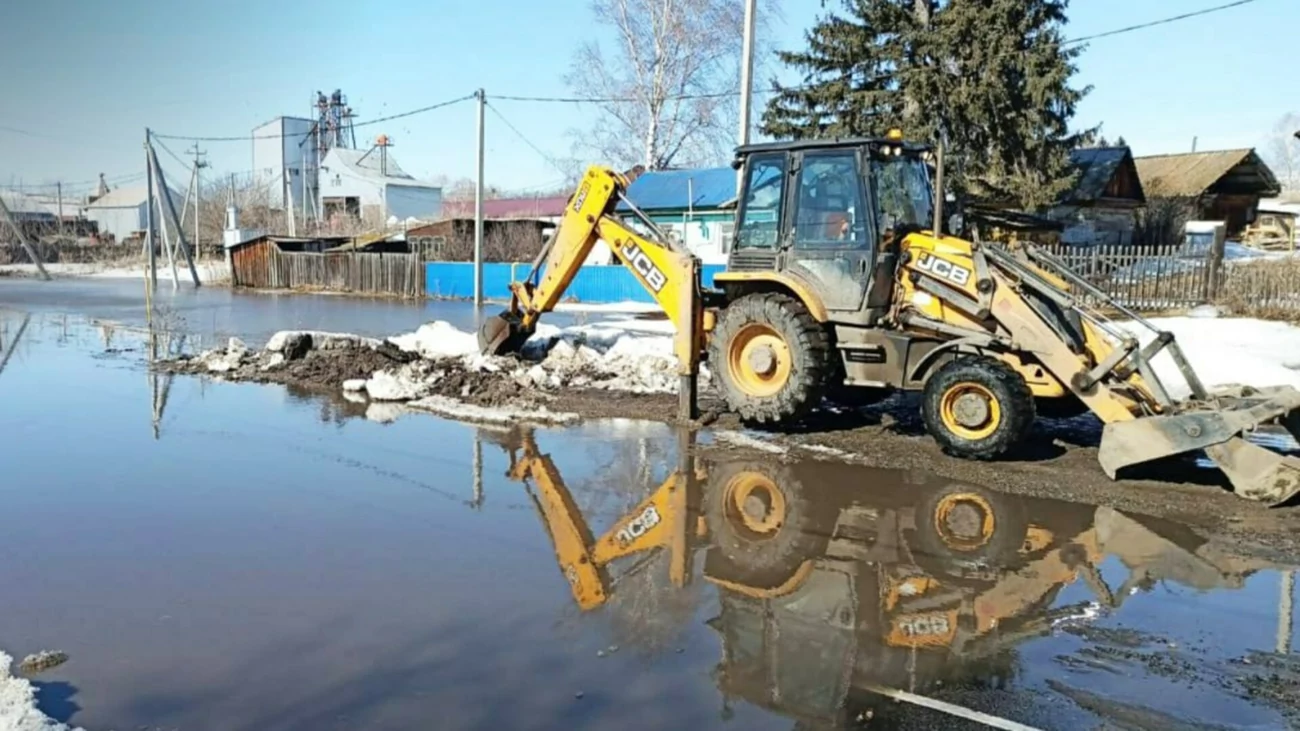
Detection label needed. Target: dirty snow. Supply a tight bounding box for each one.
[364,362,440,401]
[714,430,788,454]
[1116,316,1300,399]
[0,651,84,731]
[409,395,579,425]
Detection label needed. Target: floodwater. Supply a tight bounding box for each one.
[2,296,1300,730]
[0,277,590,349]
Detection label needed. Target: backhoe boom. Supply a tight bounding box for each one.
[478,165,705,420]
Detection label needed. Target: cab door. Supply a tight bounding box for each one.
[782,149,876,313]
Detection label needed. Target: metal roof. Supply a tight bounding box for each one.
[324,148,439,188]
[1134,149,1280,198]
[0,191,57,218]
[617,167,736,212]
[735,136,931,157]
[1062,147,1144,204]
[85,186,150,208]
[441,195,570,219]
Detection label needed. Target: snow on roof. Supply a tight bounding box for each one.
[617,167,736,212]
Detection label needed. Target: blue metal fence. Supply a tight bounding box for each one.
[426,262,727,304]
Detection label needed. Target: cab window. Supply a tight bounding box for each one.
[735,154,785,250]
[792,152,868,249]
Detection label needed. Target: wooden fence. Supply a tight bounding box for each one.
[231,246,425,298]
[1032,242,1300,315]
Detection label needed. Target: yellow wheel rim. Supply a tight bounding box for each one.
[939,383,1002,440]
[727,324,792,398]
[724,471,787,538]
[933,492,996,552]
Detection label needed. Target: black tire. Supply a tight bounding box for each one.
[912,483,1029,574]
[708,292,831,424]
[921,356,1035,460]
[702,460,829,591]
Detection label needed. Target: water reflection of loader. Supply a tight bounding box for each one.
[493,427,1275,725]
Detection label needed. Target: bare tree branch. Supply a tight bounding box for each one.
[565,0,781,170]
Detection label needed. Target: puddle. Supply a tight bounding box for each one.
[1,309,1299,730]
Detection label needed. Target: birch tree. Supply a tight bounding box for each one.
[564,0,777,170]
[1265,113,1300,193]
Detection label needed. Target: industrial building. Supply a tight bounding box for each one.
[250,90,441,227]
[82,184,182,243]
[83,186,150,243]
[251,116,318,212]
[318,142,442,226]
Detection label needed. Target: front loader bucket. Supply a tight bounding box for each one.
[1097,385,1300,506]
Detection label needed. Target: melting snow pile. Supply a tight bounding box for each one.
[168,318,699,425]
[1116,315,1300,399]
[0,651,83,731]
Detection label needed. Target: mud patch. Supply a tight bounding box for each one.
[1232,651,1300,724]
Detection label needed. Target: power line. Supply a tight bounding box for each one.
[1063,0,1262,46]
[484,101,571,176]
[151,93,477,142]
[0,171,145,193]
[492,89,738,104]
[498,1,1267,104]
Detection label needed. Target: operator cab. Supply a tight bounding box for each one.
[728,132,937,322]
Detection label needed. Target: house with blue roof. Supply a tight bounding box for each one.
[617,167,737,264]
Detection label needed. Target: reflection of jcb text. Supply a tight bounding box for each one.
[616,505,661,547]
[915,252,972,287]
[897,613,951,638]
[621,241,668,292]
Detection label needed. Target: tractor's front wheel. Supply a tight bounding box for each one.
[709,293,830,425]
[921,356,1036,460]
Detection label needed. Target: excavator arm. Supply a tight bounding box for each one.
[502,428,696,611]
[477,165,706,419]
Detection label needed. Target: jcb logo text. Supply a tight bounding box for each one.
[621,241,668,293]
[616,505,661,547]
[916,253,972,287]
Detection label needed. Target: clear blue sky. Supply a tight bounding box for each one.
[1,0,1295,198]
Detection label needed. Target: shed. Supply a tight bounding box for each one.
[1045,147,1146,245]
[1134,149,1281,237]
[615,167,737,263]
[227,234,353,288]
[318,147,442,226]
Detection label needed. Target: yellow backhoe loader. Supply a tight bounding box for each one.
[479,132,1300,504]
[493,433,1280,728]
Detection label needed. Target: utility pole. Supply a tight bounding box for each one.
[737,0,757,194]
[474,88,486,307]
[145,130,157,289]
[0,194,51,280]
[188,144,207,252]
[146,139,200,287]
[56,182,64,241]
[1279,570,1294,655]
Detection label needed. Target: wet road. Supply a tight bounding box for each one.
[2,303,1300,729]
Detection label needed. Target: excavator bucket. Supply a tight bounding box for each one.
[1097,385,1300,506]
[478,310,532,356]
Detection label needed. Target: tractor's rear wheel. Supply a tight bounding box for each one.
[709,293,830,424]
[921,356,1035,460]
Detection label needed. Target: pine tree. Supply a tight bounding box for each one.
[761,0,1096,210]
